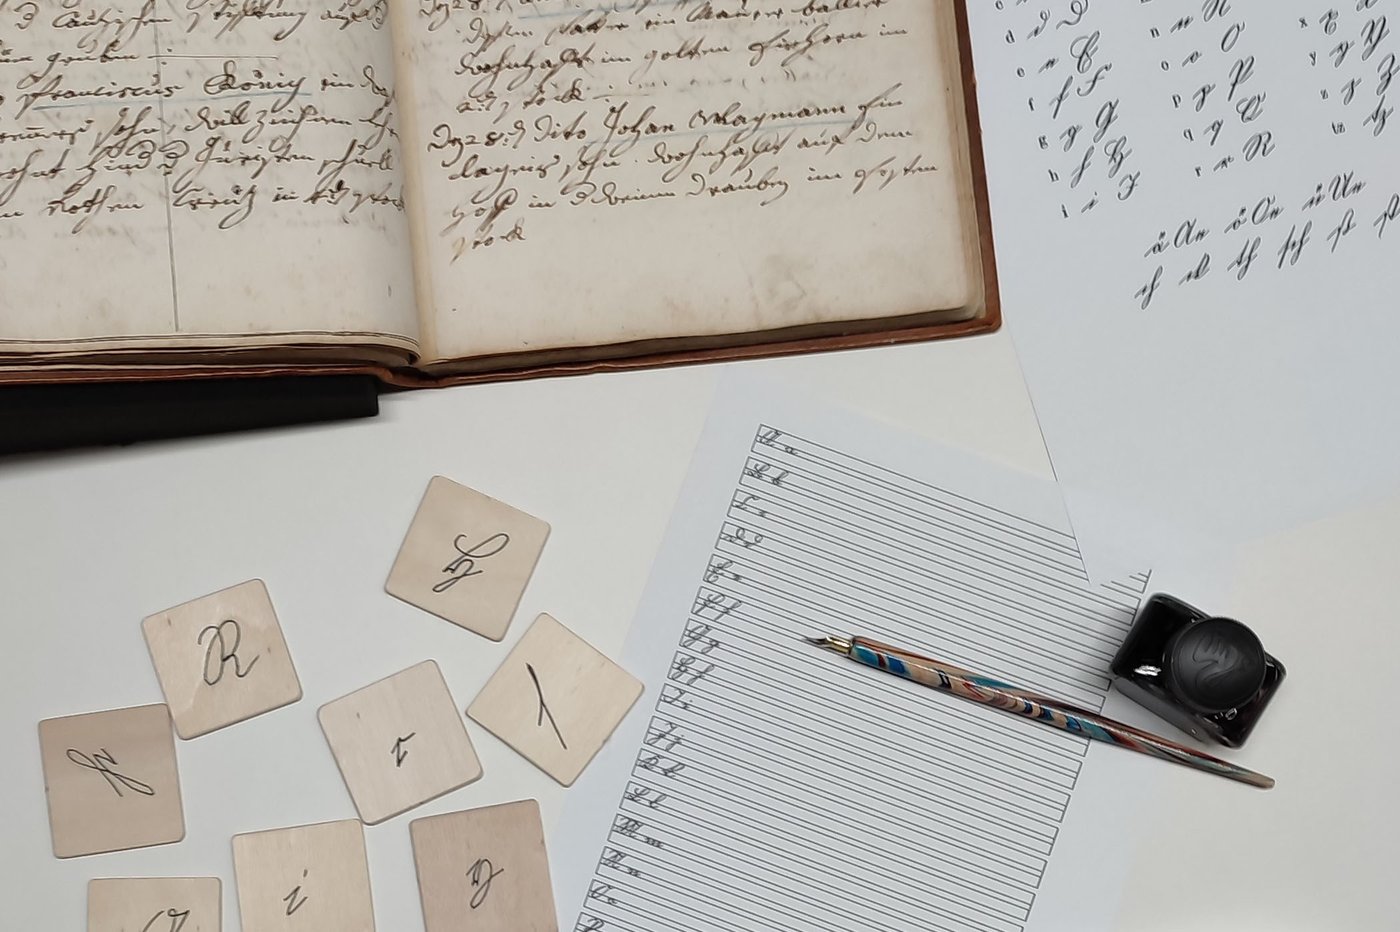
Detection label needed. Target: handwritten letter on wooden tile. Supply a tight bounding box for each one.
[143,580,302,739]
[319,660,483,824]
[38,703,185,858]
[232,820,375,932]
[411,799,558,932]
[386,476,550,641]
[88,877,220,932]
[468,614,643,786]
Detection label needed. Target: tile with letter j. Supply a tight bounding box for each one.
[143,579,302,739]
[88,877,221,932]
[38,703,185,858]
[385,475,550,641]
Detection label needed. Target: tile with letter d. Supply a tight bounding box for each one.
[142,579,302,739]
[318,660,483,824]
[468,614,643,786]
[385,476,550,641]
[411,799,558,932]
[88,877,221,932]
[38,703,185,858]
[232,819,374,932]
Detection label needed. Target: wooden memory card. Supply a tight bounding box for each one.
[411,800,558,932]
[232,820,375,932]
[143,579,302,739]
[88,877,221,932]
[468,614,643,786]
[386,476,550,640]
[319,660,483,824]
[38,703,185,858]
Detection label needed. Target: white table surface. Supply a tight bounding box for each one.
[1,332,1393,930]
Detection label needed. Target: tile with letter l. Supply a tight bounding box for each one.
[468,614,643,786]
[142,579,302,739]
[38,702,185,858]
[411,799,559,932]
[232,819,374,932]
[385,475,550,641]
[318,660,483,824]
[88,877,221,932]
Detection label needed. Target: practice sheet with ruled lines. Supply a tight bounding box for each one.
[553,377,1152,932]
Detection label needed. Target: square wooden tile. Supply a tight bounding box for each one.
[318,660,483,824]
[411,799,558,932]
[38,703,185,858]
[468,614,643,786]
[88,877,221,932]
[143,579,302,739]
[385,476,550,640]
[232,820,374,932]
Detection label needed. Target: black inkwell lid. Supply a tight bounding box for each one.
[1164,617,1268,714]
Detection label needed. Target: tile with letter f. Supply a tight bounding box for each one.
[142,579,302,739]
[232,819,374,932]
[468,614,644,786]
[319,660,483,824]
[385,476,550,640]
[38,702,185,858]
[411,799,558,932]
[88,877,221,932]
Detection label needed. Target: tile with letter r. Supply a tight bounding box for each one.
[385,475,550,641]
[318,660,483,824]
[468,614,643,786]
[38,703,185,858]
[142,579,302,739]
[232,819,374,932]
[88,877,221,932]
[411,799,558,932]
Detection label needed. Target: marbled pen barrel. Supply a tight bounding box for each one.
[843,637,1275,790]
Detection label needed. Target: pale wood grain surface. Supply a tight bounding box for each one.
[319,660,483,824]
[468,614,643,786]
[38,703,184,858]
[88,877,220,932]
[142,579,302,740]
[231,819,375,932]
[386,476,550,641]
[411,799,559,932]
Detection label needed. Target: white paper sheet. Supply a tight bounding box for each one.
[551,375,1156,932]
[962,0,1400,578]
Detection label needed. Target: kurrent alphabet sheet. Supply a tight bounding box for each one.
[963,0,1400,577]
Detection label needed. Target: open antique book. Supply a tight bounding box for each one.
[0,0,996,386]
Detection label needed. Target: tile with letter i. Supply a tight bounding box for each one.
[232,819,375,932]
[411,799,558,932]
[37,703,185,858]
[88,877,220,932]
[143,579,302,739]
[468,614,644,786]
[385,476,550,640]
[318,660,483,824]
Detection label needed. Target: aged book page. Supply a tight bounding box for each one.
[0,1,418,359]
[392,0,982,362]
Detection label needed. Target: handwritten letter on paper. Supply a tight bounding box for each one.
[0,0,418,346]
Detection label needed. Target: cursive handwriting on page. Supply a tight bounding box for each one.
[395,0,984,358]
[0,0,418,349]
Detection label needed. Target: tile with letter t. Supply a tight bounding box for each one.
[88,877,221,932]
[385,475,550,640]
[411,799,558,932]
[318,660,483,824]
[468,614,644,786]
[142,579,302,739]
[232,820,374,932]
[38,703,185,858]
